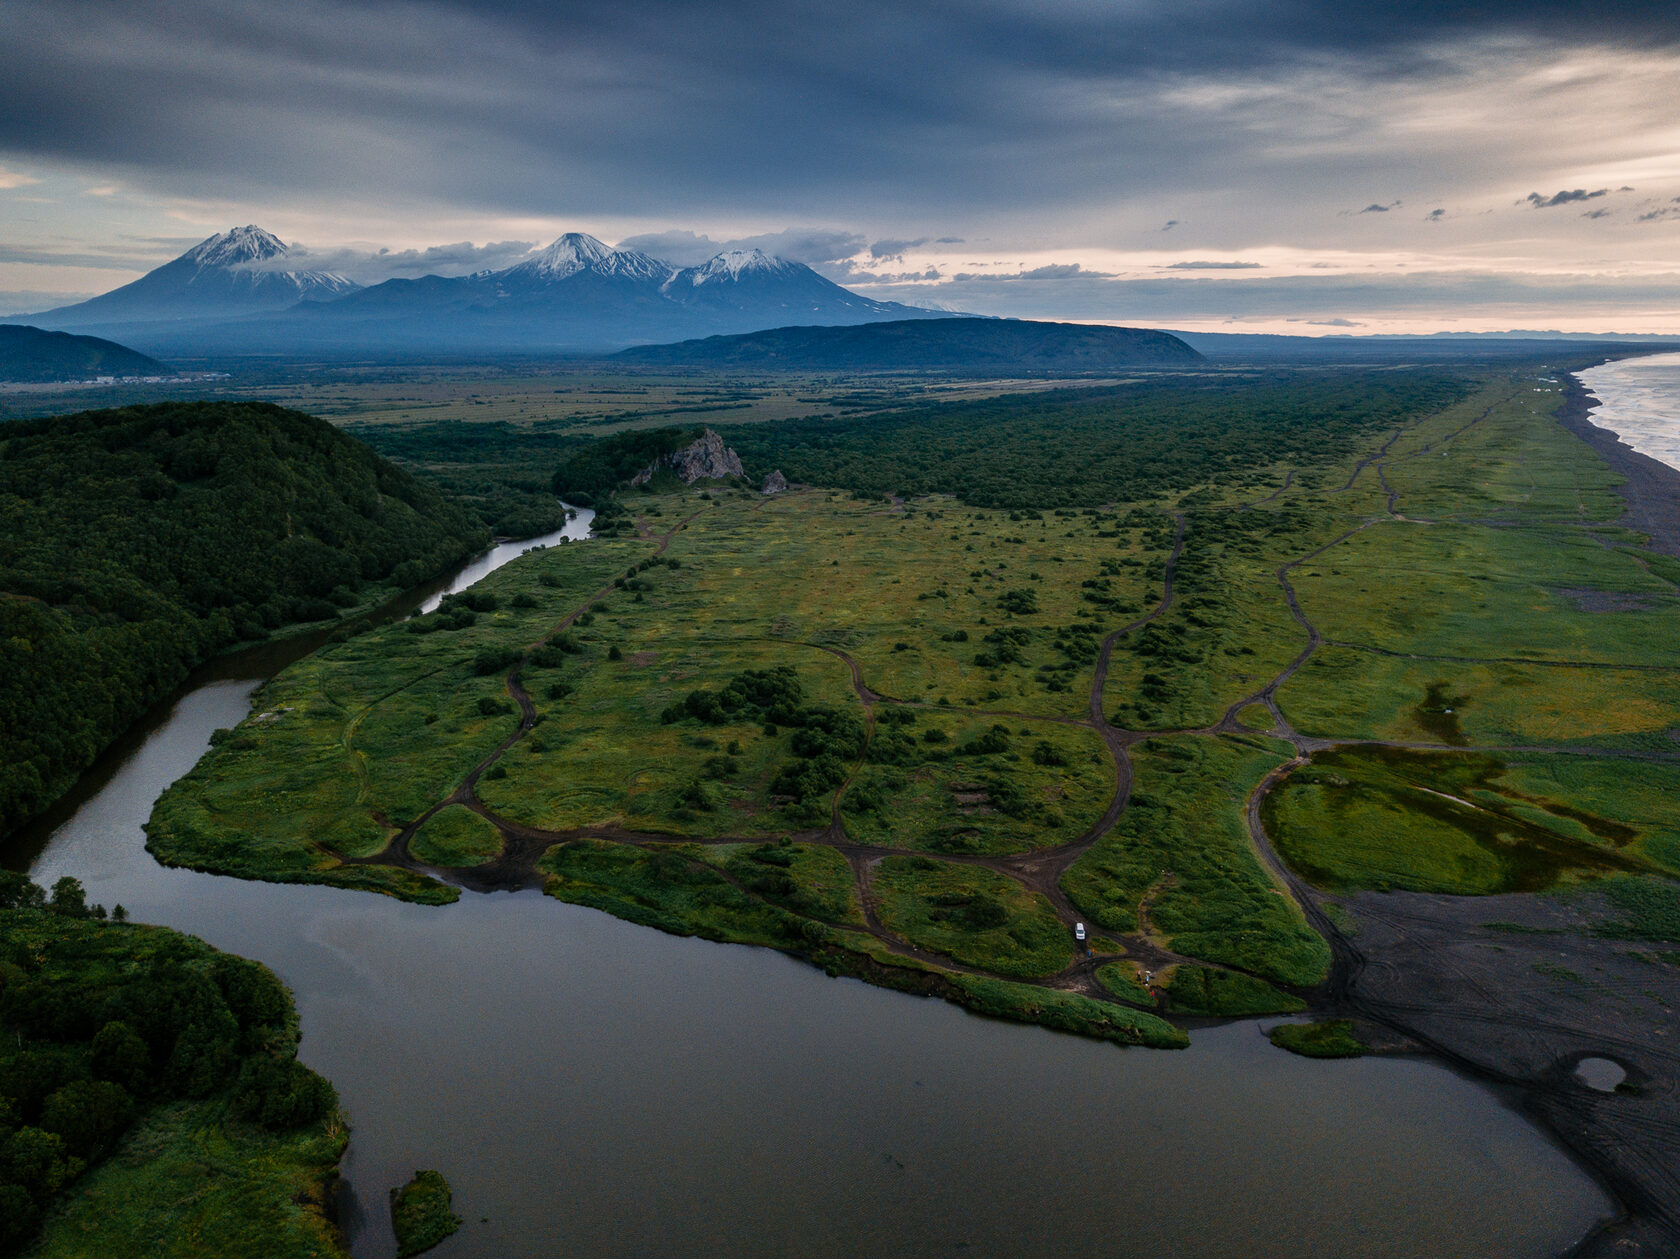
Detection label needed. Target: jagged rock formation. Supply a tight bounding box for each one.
[631,428,745,486]
[761,470,788,495]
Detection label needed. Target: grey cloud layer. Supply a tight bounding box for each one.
[4,0,1677,226]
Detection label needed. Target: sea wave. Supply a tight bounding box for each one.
[1577,351,1680,476]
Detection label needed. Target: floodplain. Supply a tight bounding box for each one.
[147,365,1680,1062]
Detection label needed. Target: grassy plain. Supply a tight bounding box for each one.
[147,365,1680,1049]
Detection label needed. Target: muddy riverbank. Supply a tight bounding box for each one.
[1301,374,1680,1258]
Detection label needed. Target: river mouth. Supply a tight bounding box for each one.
[4,511,1618,1259]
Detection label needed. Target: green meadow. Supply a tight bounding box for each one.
[146,367,1680,1045]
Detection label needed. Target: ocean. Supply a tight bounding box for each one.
[1577,351,1680,475]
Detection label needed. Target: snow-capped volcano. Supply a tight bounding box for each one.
[675,249,798,285]
[503,232,672,284]
[180,224,291,268]
[25,225,360,331]
[23,223,950,353]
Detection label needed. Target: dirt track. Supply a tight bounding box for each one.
[343,376,1680,1255]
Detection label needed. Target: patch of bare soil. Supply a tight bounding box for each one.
[1337,888,1680,1257]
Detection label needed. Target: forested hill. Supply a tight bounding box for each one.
[611,317,1202,371]
[0,401,489,836]
[0,324,167,382]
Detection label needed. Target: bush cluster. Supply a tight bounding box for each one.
[0,873,336,1253]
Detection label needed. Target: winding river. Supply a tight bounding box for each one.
[2,512,1618,1258]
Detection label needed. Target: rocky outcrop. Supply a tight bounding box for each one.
[630,428,744,486]
[761,470,787,495]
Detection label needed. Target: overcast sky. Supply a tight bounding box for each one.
[4,0,1680,332]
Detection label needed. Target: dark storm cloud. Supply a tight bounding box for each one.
[1527,189,1610,207]
[870,238,930,259]
[3,0,1678,224]
[1359,202,1400,213]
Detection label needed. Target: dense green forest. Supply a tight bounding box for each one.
[0,872,343,1256]
[0,401,489,836]
[342,418,579,535]
[719,372,1472,508]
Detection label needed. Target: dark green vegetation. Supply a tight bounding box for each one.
[723,371,1470,508]
[0,325,166,383]
[0,872,344,1258]
[1267,1019,1369,1059]
[1264,747,1671,895]
[147,366,1680,1056]
[389,1170,460,1258]
[0,401,488,837]
[1163,966,1306,1017]
[549,424,703,503]
[342,418,580,537]
[612,317,1201,371]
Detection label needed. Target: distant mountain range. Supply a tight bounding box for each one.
[20,227,947,355]
[614,318,1201,370]
[0,324,169,382]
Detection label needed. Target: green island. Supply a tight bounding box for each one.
[141,365,1680,1050]
[0,871,345,1258]
[1268,1019,1370,1059]
[390,1169,462,1257]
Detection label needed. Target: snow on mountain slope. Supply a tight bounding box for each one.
[180,224,290,267]
[501,233,673,284]
[25,226,359,329]
[23,224,950,351]
[674,249,798,285]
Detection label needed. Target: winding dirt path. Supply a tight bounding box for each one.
[330,381,1680,1253]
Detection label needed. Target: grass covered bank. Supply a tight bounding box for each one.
[0,872,346,1258]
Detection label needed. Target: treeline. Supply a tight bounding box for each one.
[718,371,1471,508]
[343,419,580,535]
[0,401,489,835]
[0,872,339,1254]
[550,425,704,504]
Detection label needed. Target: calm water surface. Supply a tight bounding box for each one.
[4,510,1616,1258]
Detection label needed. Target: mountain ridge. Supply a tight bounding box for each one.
[611,317,1202,370]
[22,227,950,354]
[0,324,169,381]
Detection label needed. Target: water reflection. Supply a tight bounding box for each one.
[5,507,1616,1259]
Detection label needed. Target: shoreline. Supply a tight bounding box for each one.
[1319,377,1680,1259]
[1556,372,1680,557]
